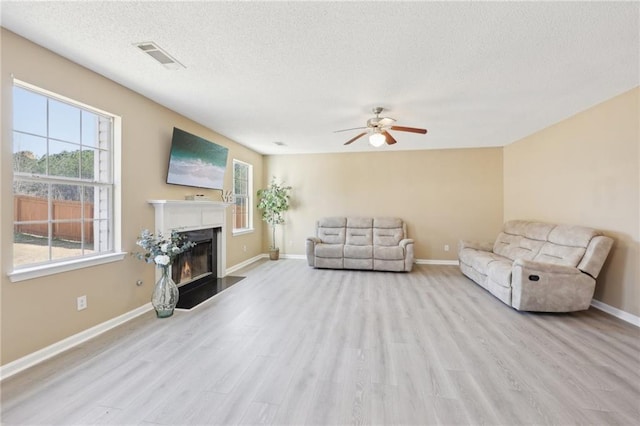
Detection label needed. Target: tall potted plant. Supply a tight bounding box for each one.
[257,177,292,260]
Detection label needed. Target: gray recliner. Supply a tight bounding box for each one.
[306,217,414,272]
[458,220,613,312]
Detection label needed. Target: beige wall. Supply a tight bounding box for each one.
[0,29,265,365]
[3,27,637,369]
[264,148,504,260]
[504,87,640,316]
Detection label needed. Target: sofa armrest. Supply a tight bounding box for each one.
[459,240,494,253]
[511,258,595,312]
[578,235,614,278]
[400,238,414,249]
[305,237,320,267]
[513,259,581,276]
[400,239,414,271]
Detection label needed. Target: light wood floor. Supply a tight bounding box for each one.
[2,260,639,425]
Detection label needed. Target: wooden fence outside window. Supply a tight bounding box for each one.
[14,195,94,243]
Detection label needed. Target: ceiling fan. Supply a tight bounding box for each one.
[335,107,427,147]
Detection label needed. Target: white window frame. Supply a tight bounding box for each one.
[8,80,124,283]
[232,159,253,235]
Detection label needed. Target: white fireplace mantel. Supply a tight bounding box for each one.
[148,200,231,277]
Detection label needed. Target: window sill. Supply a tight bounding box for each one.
[8,252,127,283]
[232,228,254,237]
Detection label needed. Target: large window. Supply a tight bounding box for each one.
[232,159,253,234]
[12,81,120,276]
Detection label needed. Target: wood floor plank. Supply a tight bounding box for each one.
[2,260,639,425]
[237,402,279,425]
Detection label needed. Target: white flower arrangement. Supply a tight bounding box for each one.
[134,229,195,268]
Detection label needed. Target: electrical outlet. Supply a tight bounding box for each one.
[243,245,247,252]
[77,295,87,311]
[444,244,450,252]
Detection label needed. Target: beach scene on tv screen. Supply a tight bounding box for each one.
[167,128,228,190]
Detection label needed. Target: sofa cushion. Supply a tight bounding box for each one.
[374,259,405,272]
[373,218,405,247]
[502,220,529,236]
[315,257,343,269]
[533,242,586,267]
[345,258,373,270]
[317,217,346,244]
[374,245,404,261]
[315,243,344,258]
[374,217,403,229]
[346,218,373,246]
[493,232,545,262]
[318,217,347,228]
[523,222,556,241]
[345,244,372,259]
[459,249,505,272]
[374,228,403,246]
[548,224,599,248]
[486,260,513,288]
[347,217,373,229]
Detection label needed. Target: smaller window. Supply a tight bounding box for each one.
[232,160,253,234]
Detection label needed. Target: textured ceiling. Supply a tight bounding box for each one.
[1,1,638,155]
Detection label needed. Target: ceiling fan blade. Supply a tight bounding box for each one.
[390,125,427,134]
[344,132,367,145]
[334,126,367,133]
[383,130,397,145]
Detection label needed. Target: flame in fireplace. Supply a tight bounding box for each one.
[181,260,193,282]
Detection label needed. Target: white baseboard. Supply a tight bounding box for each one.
[280,254,306,260]
[226,254,268,275]
[590,299,640,327]
[415,259,460,266]
[0,303,153,381]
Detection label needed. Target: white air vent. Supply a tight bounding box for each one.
[134,41,185,70]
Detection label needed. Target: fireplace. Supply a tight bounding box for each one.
[172,227,233,310]
[172,228,217,288]
[148,199,240,310]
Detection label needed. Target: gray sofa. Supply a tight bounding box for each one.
[306,217,414,272]
[458,220,613,312]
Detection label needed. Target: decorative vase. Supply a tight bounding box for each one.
[152,266,179,318]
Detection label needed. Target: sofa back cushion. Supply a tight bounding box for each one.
[346,217,373,246]
[493,232,545,261]
[548,224,599,247]
[533,243,586,267]
[317,217,346,244]
[494,220,602,268]
[532,224,598,267]
[373,217,405,247]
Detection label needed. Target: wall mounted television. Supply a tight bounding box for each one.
[166,127,229,190]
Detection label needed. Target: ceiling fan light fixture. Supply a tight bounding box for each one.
[369,132,386,147]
